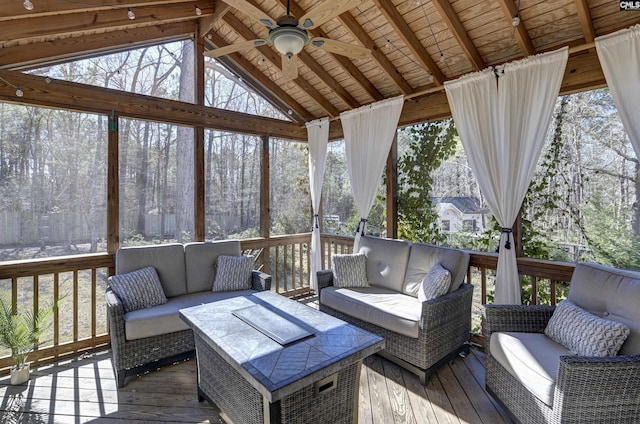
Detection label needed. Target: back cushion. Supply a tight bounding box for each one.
[357,236,411,292]
[568,262,640,355]
[116,243,186,298]
[184,241,242,293]
[403,243,470,296]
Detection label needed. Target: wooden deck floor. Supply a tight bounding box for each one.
[0,347,510,424]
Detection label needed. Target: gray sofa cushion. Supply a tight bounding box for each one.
[124,289,256,340]
[568,262,640,355]
[116,243,187,298]
[403,243,470,296]
[417,263,451,302]
[213,255,255,292]
[108,266,167,313]
[184,241,242,293]
[332,253,369,288]
[491,332,571,407]
[358,236,411,292]
[545,300,630,356]
[320,286,422,338]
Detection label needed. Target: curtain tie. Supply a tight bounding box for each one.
[356,218,368,236]
[313,214,319,230]
[495,228,513,253]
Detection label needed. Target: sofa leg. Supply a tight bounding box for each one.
[117,372,126,389]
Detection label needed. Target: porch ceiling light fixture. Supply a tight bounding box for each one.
[269,16,308,58]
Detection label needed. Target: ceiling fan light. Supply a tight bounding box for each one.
[271,27,307,57]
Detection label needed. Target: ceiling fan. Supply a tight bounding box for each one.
[204,0,371,81]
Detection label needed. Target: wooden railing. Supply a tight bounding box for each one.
[0,253,113,373]
[0,234,578,373]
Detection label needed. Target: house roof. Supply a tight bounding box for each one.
[436,196,485,214]
[1,1,639,138]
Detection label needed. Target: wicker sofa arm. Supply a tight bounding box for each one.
[482,304,555,338]
[252,270,272,291]
[420,283,474,330]
[317,270,334,293]
[554,354,640,422]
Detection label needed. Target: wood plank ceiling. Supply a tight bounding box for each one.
[1,0,639,136]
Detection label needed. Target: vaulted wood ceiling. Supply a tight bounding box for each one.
[1,0,639,139]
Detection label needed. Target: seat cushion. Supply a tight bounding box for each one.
[568,262,640,355]
[184,241,242,293]
[116,243,187,297]
[108,266,167,313]
[490,332,571,407]
[124,290,255,340]
[403,243,470,296]
[332,253,369,288]
[358,236,411,292]
[320,286,422,338]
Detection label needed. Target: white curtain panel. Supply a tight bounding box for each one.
[596,24,640,157]
[306,117,329,291]
[341,96,404,250]
[445,47,568,304]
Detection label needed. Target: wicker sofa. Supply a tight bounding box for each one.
[483,262,640,424]
[106,241,271,388]
[317,235,473,384]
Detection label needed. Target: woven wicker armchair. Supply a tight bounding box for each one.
[483,262,640,424]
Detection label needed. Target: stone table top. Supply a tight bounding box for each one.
[179,291,384,402]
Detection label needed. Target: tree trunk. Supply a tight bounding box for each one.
[175,41,195,243]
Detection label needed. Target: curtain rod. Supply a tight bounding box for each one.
[315,40,597,126]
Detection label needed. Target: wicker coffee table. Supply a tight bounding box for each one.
[179,291,384,424]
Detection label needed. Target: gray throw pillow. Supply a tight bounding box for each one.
[332,253,369,288]
[212,255,255,292]
[108,266,167,313]
[418,263,451,302]
[545,300,630,357]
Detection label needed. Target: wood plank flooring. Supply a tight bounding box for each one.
[0,348,509,423]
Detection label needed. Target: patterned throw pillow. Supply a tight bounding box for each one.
[108,267,167,313]
[212,255,255,292]
[545,300,630,357]
[332,253,369,288]
[418,263,451,302]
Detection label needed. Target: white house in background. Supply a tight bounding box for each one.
[435,197,488,234]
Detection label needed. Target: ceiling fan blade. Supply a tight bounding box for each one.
[221,0,277,28]
[310,38,370,60]
[281,54,298,81]
[203,39,266,58]
[299,0,362,29]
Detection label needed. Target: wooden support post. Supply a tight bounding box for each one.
[195,32,206,242]
[107,110,119,256]
[386,133,398,239]
[261,135,271,275]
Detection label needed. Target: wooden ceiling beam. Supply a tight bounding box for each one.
[338,12,414,95]
[574,0,596,44]
[199,1,231,37]
[0,1,211,47]
[221,12,339,117]
[0,0,197,20]
[204,33,314,122]
[0,68,307,140]
[276,0,380,106]
[431,0,486,71]
[371,0,447,85]
[0,21,196,69]
[495,0,535,56]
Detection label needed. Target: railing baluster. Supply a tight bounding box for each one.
[54,273,59,346]
[73,270,79,342]
[551,280,557,306]
[11,276,17,313]
[481,268,487,305]
[531,276,538,305]
[34,275,39,349]
[92,268,97,338]
[275,246,280,293]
